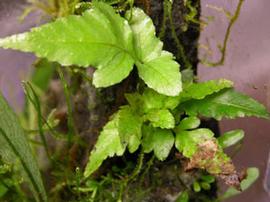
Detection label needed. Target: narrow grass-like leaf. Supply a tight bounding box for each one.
[0,93,47,202]
[57,67,75,147]
[23,82,50,160]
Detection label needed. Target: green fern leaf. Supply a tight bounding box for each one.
[84,106,143,177]
[127,9,182,96]
[125,88,180,115]
[145,109,175,129]
[175,128,214,158]
[142,125,174,160]
[141,88,180,111]
[0,3,182,96]
[175,127,238,180]
[180,89,270,120]
[84,113,125,178]
[180,79,233,102]
[0,2,134,88]
[118,106,143,153]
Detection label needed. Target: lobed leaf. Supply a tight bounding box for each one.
[175,126,239,186]
[0,3,182,96]
[141,89,168,111]
[145,109,175,129]
[125,92,144,114]
[125,88,180,115]
[179,79,233,102]
[84,106,143,177]
[0,2,134,88]
[141,88,180,111]
[0,93,47,202]
[84,113,125,178]
[118,106,143,153]
[142,125,174,160]
[180,89,270,120]
[175,128,214,158]
[93,52,134,87]
[127,9,182,96]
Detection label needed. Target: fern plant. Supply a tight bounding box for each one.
[0,1,268,201]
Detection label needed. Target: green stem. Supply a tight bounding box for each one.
[139,154,155,185]
[158,0,168,39]
[166,0,192,69]
[117,151,145,201]
[75,167,81,200]
[23,82,51,161]
[57,67,76,148]
[201,0,245,67]
[128,151,144,182]
[117,182,125,202]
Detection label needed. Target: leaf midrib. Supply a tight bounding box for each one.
[35,39,134,58]
[0,128,46,202]
[207,99,266,117]
[137,61,174,86]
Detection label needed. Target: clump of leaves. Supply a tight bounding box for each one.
[84,81,268,186]
[0,1,268,201]
[0,2,181,96]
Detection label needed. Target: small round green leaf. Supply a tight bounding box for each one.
[218,129,244,148]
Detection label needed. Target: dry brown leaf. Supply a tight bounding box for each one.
[183,138,242,188]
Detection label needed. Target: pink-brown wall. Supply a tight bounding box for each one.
[199,0,270,201]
